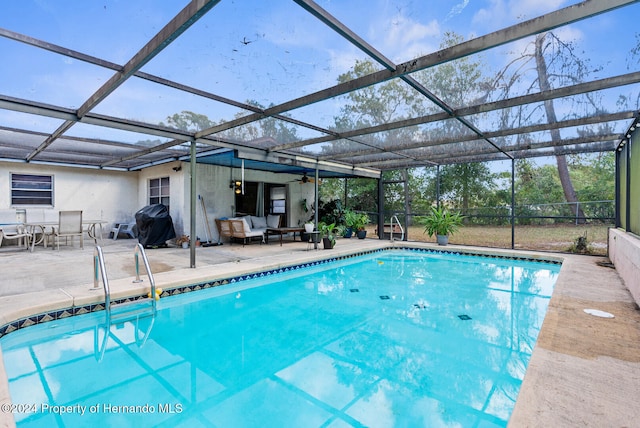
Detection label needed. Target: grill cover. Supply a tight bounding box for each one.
[134,204,176,247]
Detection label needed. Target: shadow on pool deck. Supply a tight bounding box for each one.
[0,237,639,427]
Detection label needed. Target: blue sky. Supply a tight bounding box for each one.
[0,0,638,144]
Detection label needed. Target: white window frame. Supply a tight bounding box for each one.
[149,176,170,210]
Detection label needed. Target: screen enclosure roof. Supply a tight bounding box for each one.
[1,0,639,178]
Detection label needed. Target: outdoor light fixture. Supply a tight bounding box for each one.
[230,180,242,194]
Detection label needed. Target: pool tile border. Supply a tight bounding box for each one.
[0,246,561,339]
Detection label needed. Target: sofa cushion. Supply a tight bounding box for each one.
[241,216,253,228]
[251,215,268,229]
[241,217,252,232]
[266,214,280,228]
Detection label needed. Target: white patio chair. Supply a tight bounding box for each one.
[110,222,136,240]
[52,210,84,250]
[0,225,31,251]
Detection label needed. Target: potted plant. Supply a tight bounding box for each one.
[353,212,370,239]
[343,209,358,238]
[176,235,190,248]
[318,222,336,249]
[421,206,464,245]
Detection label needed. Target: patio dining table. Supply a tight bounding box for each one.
[25,220,108,250]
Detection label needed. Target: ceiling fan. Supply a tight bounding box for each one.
[291,172,320,184]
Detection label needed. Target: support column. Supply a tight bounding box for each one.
[190,141,197,268]
[511,158,515,250]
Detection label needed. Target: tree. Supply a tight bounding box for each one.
[163,105,299,145]
[490,31,610,222]
[329,32,496,224]
[533,33,585,221]
[161,111,214,132]
[437,162,498,213]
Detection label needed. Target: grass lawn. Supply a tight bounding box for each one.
[378,224,611,256]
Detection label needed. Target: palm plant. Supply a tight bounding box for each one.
[421,206,464,245]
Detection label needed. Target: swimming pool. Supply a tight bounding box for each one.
[1,248,560,427]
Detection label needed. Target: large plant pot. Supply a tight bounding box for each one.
[322,237,335,249]
[357,230,367,239]
[343,227,353,238]
[436,234,449,246]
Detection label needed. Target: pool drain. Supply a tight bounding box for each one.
[458,314,472,320]
[350,289,359,293]
[379,295,390,300]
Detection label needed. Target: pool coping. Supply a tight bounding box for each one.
[2,241,639,427]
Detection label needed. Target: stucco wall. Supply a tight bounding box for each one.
[0,161,139,232]
[138,161,186,235]
[138,161,315,242]
[1,160,316,244]
[608,228,640,306]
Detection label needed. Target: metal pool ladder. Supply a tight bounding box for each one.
[390,215,405,241]
[93,243,157,360]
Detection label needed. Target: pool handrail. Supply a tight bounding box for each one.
[93,245,110,309]
[134,242,157,315]
[390,215,405,241]
[93,244,157,326]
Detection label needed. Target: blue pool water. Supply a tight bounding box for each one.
[1,249,560,427]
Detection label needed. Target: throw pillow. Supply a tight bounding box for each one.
[266,214,280,228]
[251,216,268,229]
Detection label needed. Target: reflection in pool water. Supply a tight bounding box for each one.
[1,249,560,427]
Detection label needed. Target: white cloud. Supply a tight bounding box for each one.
[474,0,569,27]
[370,12,440,63]
[446,0,471,22]
[509,0,568,21]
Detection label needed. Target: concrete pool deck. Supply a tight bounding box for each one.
[0,237,639,427]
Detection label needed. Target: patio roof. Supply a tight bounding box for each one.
[1,0,639,176]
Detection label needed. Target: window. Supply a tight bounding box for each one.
[11,173,53,206]
[270,186,286,214]
[149,177,170,210]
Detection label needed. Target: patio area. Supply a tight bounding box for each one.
[0,237,639,427]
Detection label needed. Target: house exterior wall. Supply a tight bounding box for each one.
[137,161,315,242]
[1,160,316,243]
[0,161,139,230]
[138,161,185,236]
